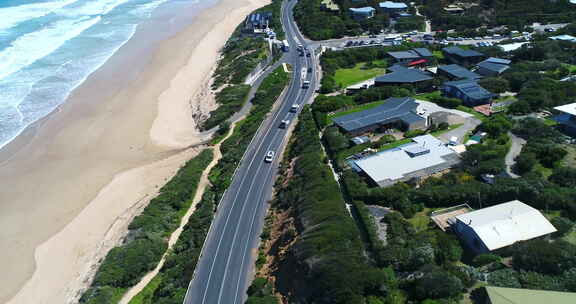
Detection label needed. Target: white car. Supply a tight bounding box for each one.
[279,119,290,129]
[264,151,275,163]
[290,104,299,113]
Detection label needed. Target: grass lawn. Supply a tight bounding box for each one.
[534,163,553,178]
[456,105,488,122]
[329,100,388,122]
[430,123,464,137]
[543,118,558,126]
[433,50,444,60]
[334,62,385,88]
[414,91,441,101]
[407,208,435,232]
[128,275,163,304]
[563,63,576,73]
[379,138,412,151]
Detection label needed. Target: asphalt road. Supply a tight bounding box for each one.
[183,1,317,303]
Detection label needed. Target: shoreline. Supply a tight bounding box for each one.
[0,0,269,303]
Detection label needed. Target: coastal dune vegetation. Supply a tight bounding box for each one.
[202,0,284,131]
[79,149,214,303]
[127,66,290,304]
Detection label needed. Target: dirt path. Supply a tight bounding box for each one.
[119,121,238,304]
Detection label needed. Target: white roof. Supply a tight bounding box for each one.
[354,134,457,183]
[549,35,576,42]
[379,1,408,9]
[455,200,557,251]
[555,102,576,116]
[498,42,528,52]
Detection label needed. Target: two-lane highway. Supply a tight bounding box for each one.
[184,1,317,303]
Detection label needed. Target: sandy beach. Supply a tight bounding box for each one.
[0,0,269,303]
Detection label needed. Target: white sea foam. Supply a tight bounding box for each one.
[0,0,81,32]
[0,16,101,81]
[0,0,205,149]
[59,0,133,17]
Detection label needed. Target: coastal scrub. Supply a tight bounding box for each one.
[80,149,214,304]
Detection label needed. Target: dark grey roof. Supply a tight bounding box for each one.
[443,80,494,100]
[443,46,484,58]
[375,65,432,83]
[477,61,510,74]
[484,57,511,65]
[387,51,421,60]
[413,48,433,57]
[438,64,482,80]
[333,97,424,132]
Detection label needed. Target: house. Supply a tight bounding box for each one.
[244,12,272,33]
[351,134,461,187]
[320,0,340,12]
[332,97,427,136]
[549,34,576,42]
[498,42,528,52]
[374,65,433,91]
[349,7,376,20]
[378,1,408,14]
[553,102,576,136]
[437,64,482,80]
[451,200,557,254]
[484,286,576,304]
[441,79,495,106]
[442,46,485,67]
[476,57,511,77]
[387,48,433,65]
[443,5,464,14]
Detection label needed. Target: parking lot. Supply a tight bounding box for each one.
[316,31,531,51]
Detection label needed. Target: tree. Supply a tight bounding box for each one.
[512,239,576,275]
[488,269,521,288]
[413,271,463,300]
[508,100,532,114]
[513,152,538,175]
[430,96,462,109]
[479,77,510,94]
[479,114,513,138]
[551,217,574,237]
[472,253,501,267]
[323,126,349,154]
[550,167,576,187]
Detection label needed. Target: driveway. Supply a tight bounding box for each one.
[415,100,474,118]
[415,99,481,144]
[437,117,482,144]
[505,132,527,178]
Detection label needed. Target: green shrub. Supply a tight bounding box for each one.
[81,149,214,302]
[472,254,502,267]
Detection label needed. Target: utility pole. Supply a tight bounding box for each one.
[478,191,482,209]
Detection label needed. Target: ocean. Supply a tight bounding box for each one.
[0,0,204,149]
